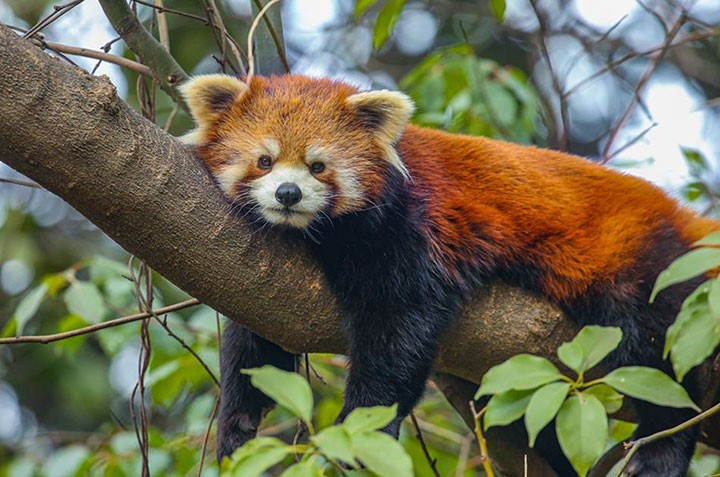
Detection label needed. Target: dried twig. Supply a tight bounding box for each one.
[23,0,84,39]
[601,9,688,162]
[0,299,201,345]
[411,412,441,477]
[246,0,281,84]
[615,400,720,476]
[38,40,152,76]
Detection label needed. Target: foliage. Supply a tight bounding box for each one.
[476,326,699,477]
[223,366,412,477]
[401,46,542,144]
[651,231,720,381]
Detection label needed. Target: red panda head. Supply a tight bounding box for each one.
[180,74,414,229]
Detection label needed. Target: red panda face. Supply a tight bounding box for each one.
[180,75,414,229]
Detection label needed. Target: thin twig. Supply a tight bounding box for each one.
[528,0,570,151]
[38,40,152,76]
[252,0,290,73]
[132,0,209,23]
[201,0,245,74]
[0,299,201,345]
[246,0,281,84]
[153,0,170,51]
[197,393,221,477]
[614,400,720,476]
[411,413,441,477]
[565,27,720,99]
[0,177,42,188]
[23,0,84,39]
[470,401,494,477]
[601,9,688,162]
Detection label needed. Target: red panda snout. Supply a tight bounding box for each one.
[249,164,332,229]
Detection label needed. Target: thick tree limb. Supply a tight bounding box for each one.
[1,25,719,475]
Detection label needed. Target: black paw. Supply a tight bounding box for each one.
[216,414,258,463]
[621,436,692,477]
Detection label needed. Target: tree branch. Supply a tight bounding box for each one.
[1,24,719,474]
[97,0,188,108]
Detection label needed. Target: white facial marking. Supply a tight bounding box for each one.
[216,162,248,196]
[250,164,330,228]
[307,145,365,214]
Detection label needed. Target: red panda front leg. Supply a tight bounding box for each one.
[217,320,296,462]
[335,300,456,435]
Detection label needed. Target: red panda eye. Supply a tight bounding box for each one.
[258,155,273,170]
[310,162,325,174]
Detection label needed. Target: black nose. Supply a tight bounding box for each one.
[275,182,302,206]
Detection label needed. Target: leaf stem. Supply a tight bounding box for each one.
[470,401,495,477]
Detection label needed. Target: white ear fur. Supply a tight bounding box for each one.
[346,90,414,177]
[179,74,249,129]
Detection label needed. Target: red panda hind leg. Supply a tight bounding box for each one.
[216,320,296,462]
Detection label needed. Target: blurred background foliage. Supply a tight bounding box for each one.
[0,0,719,475]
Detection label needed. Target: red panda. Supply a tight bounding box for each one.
[180,74,718,476]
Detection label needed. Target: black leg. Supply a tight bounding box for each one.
[337,307,449,435]
[216,320,296,462]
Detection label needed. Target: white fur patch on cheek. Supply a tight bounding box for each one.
[332,164,365,214]
[215,163,249,196]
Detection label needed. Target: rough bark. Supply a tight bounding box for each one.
[1,25,718,474]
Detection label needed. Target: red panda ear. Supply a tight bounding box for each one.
[179,75,248,137]
[346,90,414,143]
[346,90,414,177]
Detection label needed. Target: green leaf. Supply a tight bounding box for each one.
[372,0,406,50]
[708,278,720,318]
[665,296,707,358]
[475,354,564,398]
[557,326,622,373]
[63,281,106,323]
[312,426,356,466]
[681,147,707,174]
[525,382,571,447]
[694,232,720,247]
[223,437,288,474]
[583,384,624,414]
[350,432,413,477]
[13,283,48,335]
[483,389,534,430]
[668,309,720,382]
[354,0,379,18]
[280,459,326,477]
[603,367,700,411]
[343,405,397,434]
[490,0,506,21]
[650,248,720,303]
[242,366,313,422]
[556,394,608,477]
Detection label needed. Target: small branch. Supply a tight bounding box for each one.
[37,39,152,76]
[23,0,84,39]
[201,0,245,74]
[131,0,209,23]
[246,0,281,83]
[0,177,42,188]
[252,0,290,73]
[153,0,170,51]
[197,392,221,477]
[0,298,200,345]
[470,401,494,477]
[98,0,188,109]
[528,0,570,151]
[601,9,687,163]
[614,400,720,476]
[411,412,441,477]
